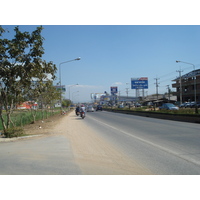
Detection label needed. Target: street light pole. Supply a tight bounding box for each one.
[126,83,129,98]
[59,57,81,111]
[176,60,197,113]
[69,84,78,101]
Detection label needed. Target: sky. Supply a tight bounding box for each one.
[1,1,200,103]
[2,25,200,102]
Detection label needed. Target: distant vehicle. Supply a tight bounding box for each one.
[135,103,141,107]
[179,103,187,108]
[87,106,95,112]
[185,102,192,108]
[147,102,153,106]
[189,102,195,108]
[159,103,179,110]
[118,104,124,108]
[96,105,103,111]
[190,102,200,108]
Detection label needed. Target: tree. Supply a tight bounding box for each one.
[0,26,57,134]
[35,80,61,119]
[62,99,72,108]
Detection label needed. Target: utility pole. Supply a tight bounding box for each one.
[176,69,183,104]
[154,78,160,100]
[126,88,129,98]
[166,85,170,101]
[126,83,129,98]
[176,60,197,113]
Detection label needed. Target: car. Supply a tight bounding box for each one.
[135,103,141,107]
[185,102,192,108]
[118,104,124,108]
[87,106,95,112]
[190,102,200,108]
[96,105,102,111]
[179,103,187,108]
[159,103,179,110]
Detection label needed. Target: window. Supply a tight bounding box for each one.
[184,87,188,93]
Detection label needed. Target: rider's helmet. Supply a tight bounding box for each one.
[81,104,84,107]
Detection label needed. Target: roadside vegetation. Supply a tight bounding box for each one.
[0,108,61,138]
[104,105,200,115]
[0,26,64,137]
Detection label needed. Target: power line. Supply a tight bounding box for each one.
[149,65,200,90]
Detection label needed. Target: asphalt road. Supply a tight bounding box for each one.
[85,111,200,175]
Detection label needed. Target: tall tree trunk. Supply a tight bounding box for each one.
[0,112,7,133]
[6,99,14,129]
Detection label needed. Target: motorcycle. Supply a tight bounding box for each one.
[75,107,80,116]
[80,111,85,119]
[75,110,80,116]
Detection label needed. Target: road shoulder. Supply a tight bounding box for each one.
[61,111,151,175]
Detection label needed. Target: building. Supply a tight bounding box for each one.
[17,101,38,109]
[143,94,177,107]
[172,69,200,103]
[117,95,139,102]
[99,94,139,104]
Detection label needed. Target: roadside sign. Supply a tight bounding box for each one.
[131,77,148,89]
[111,86,118,95]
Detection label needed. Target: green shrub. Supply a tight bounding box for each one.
[0,109,61,131]
[4,127,25,138]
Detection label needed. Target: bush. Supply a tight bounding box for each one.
[4,127,25,138]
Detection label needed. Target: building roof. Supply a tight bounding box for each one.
[173,69,200,81]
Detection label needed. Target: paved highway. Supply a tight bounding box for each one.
[85,111,200,174]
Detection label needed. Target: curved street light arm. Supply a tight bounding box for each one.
[59,57,81,110]
[176,60,195,69]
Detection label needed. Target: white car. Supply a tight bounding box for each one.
[87,106,95,112]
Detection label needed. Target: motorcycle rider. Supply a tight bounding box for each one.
[75,105,80,116]
[80,104,86,117]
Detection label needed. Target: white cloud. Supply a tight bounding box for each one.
[65,84,105,103]
[112,82,123,86]
[75,84,103,89]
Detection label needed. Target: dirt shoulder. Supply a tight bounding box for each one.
[57,111,151,175]
[23,112,69,136]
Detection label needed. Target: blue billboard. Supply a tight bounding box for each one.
[110,86,118,95]
[131,77,148,89]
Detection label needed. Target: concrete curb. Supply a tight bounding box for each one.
[0,134,41,143]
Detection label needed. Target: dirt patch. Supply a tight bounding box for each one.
[23,111,72,136]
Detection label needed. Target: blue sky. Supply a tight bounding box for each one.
[2,25,200,102]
